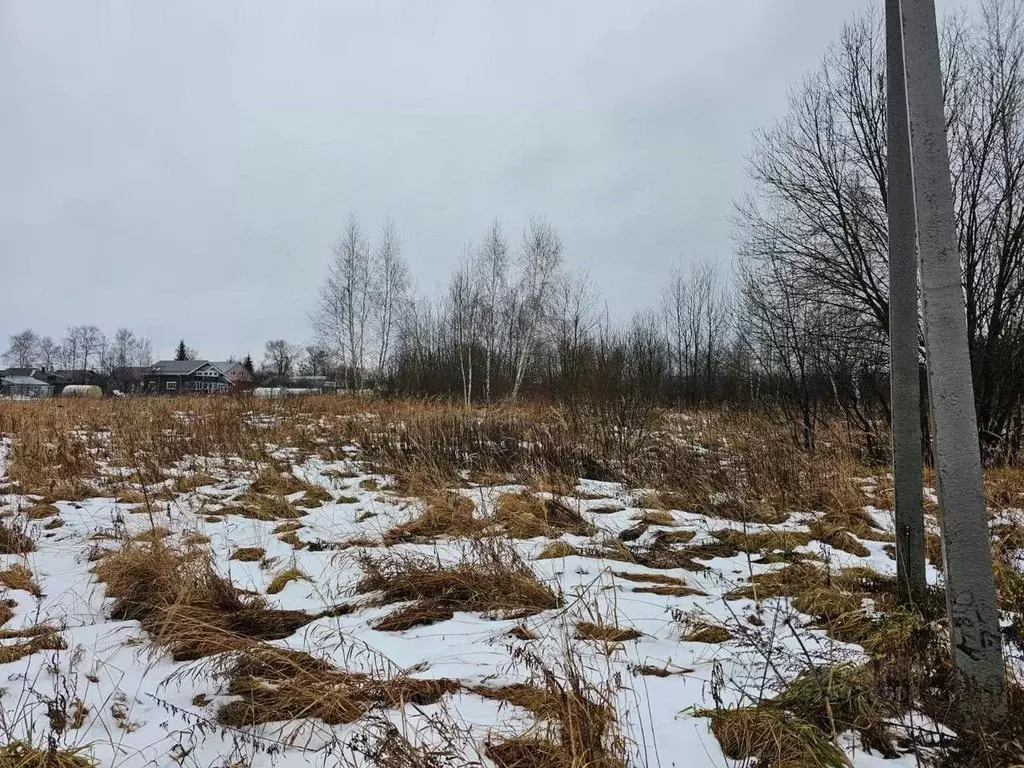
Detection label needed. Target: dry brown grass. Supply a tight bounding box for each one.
[23,503,59,521]
[266,567,310,594]
[216,645,459,728]
[357,539,561,630]
[702,707,847,768]
[229,547,266,562]
[94,538,316,660]
[536,541,579,559]
[679,616,732,644]
[0,627,66,664]
[0,742,95,768]
[229,492,305,521]
[385,491,482,542]
[494,493,595,539]
[0,522,35,554]
[711,528,813,553]
[807,519,871,557]
[574,622,642,642]
[0,563,41,596]
[480,650,628,768]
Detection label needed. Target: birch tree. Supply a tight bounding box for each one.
[476,220,510,403]
[314,216,373,389]
[373,218,409,375]
[509,217,563,400]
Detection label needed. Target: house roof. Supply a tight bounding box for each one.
[1,376,52,388]
[210,361,240,374]
[150,360,208,375]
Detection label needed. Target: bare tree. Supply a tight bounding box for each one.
[60,327,81,369]
[448,247,482,406]
[134,336,153,367]
[373,218,409,374]
[109,328,137,370]
[72,325,105,371]
[37,336,59,369]
[476,220,511,403]
[902,0,1005,713]
[302,345,333,376]
[738,3,1024,460]
[551,271,600,396]
[314,215,373,389]
[509,217,564,401]
[263,339,304,378]
[3,329,38,367]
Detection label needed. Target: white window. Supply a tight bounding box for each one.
[166,381,177,391]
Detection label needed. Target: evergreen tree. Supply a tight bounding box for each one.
[175,340,188,361]
[243,354,255,374]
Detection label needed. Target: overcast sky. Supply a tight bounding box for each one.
[1,0,962,361]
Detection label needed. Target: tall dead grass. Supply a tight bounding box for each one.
[357,539,561,630]
[94,537,316,660]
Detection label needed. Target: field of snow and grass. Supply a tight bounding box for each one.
[0,396,1020,768]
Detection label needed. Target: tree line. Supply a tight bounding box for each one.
[305,2,1024,466]
[2,327,153,373]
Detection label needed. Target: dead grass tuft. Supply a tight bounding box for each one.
[229,547,266,562]
[712,528,813,553]
[0,563,41,596]
[0,522,35,554]
[94,539,316,660]
[494,493,595,539]
[808,520,871,557]
[0,627,66,664]
[230,492,305,521]
[217,645,458,728]
[536,541,579,559]
[574,622,642,642]
[373,601,455,631]
[680,617,732,644]
[357,539,561,628]
[481,649,627,768]
[701,707,847,768]
[385,491,481,542]
[0,741,95,768]
[23,503,59,521]
[266,567,310,595]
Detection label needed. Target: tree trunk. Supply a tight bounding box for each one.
[886,0,927,608]
[901,0,1005,714]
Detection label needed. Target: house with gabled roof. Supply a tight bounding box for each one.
[143,360,254,394]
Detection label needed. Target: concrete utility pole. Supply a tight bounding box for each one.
[898,0,1006,712]
[885,0,927,609]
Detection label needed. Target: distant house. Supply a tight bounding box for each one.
[144,360,252,394]
[0,375,53,399]
[210,361,256,392]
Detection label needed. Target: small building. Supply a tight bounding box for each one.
[144,360,254,394]
[0,375,54,399]
[53,370,109,393]
[61,384,103,399]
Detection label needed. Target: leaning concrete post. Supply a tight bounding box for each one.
[899,0,1005,713]
[885,0,927,608]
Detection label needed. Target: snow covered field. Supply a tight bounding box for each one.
[0,399,1020,768]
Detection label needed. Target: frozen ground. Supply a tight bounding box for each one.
[0,437,975,768]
